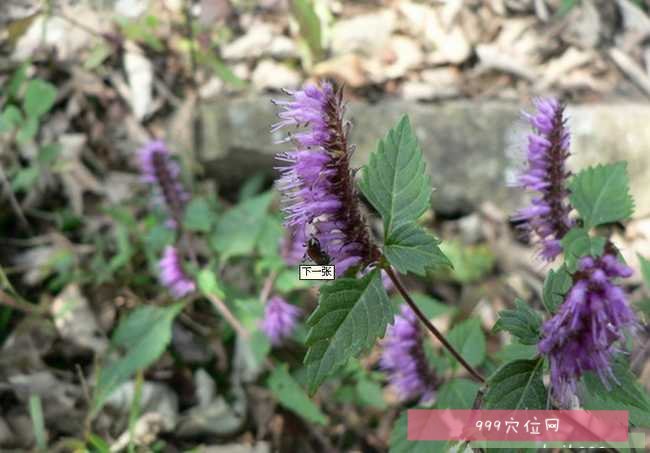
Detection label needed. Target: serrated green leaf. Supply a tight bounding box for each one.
[23,79,57,118]
[542,265,572,313]
[360,115,432,235]
[569,162,634,228]
[493,299,542,345]
[581,357,650,427]
[389,410,450,453]
[92,304,183,415]
[446,318,486,368]
[560,228,605,272]
[268,364,328,425]
[211,192,272,260]
[436,379,480,409]
[303,270,393,393]
[183,197,215,232]
[384,223,450,276]
[483,358,546,409]
[638,253,650,289]
[495,343,539,362]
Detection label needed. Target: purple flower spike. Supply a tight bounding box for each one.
[261,296,302,346]
[538,253,637,406]
[138,140,189,228]
[273,83,378,275]
[380,305,436,402]
[514,98,573,261]
[159,246,196,298]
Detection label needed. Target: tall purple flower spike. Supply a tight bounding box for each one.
[273,83,379,275]
[261,296,302,346]
[138,140,189,228]
[514,98,573,261]
[159,246,196,298]
[380,305,436,402]
[538,253,636,406]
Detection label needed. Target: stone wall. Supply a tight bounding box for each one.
[182,97,650,217]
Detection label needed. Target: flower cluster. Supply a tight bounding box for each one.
[281,223,307,266]
[538,253,636,406]
[380,305,436,402]
[261,296,302,346]
[159,246,196,298]
[514,98,573,261]
[138,140,189,228]
[273,83,378,275]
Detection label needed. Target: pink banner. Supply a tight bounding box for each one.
[408,410,628,442]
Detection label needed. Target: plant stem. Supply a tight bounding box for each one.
[205,292,249,340]
[383,266,486,383]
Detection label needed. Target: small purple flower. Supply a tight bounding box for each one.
[538,253,637,406]
[273,83,378,275]
[138,140,189,227]
[513,98,573,261]
[380,305,436,402]
[261,296,302,346]
[159,246,196,298]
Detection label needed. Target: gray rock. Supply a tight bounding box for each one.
[176,97,650,217]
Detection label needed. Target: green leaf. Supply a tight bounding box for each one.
[0,105,23,133]
[493,299,542,345]
[495,343,539,362]
[581,357,650,427]
[29,395,47,450]
[268,364,328,425]
[560,228,606,272]
[638,253,650,289]
[542,265,572,313]
[197,269,225,299]
[16,116,38,143]
[275,268,315,293]
[360,115,432,235]
[446,318,485,368]
[568,162,634,228]
[183,197,215,232]
[389,410,449,453]
[436,379,480,409]
[256,215,284,258]
[211,192,273,260]
[23,79,57,118]
[303,270,393,393]
[356,378,387,409]
[405,293,453,319]
[437,240,495,284]
[384,223,450,276]
[290,0,324,62]
[483,358,546,409]
[11,166,39,192]
[92,304,183,415]
[38,143,62,166]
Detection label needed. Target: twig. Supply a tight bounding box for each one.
[383,266,485,383]
[0,289,45,316]
[0,165,32,233]
[205,292,249,339]
[260,270,278,304]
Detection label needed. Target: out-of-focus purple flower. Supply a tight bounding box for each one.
[513,98,573,261]
[273,83,378,275]
[159,246,196,298]
[261,296,302,346]
[538,253,636,406]
[281,223,307,266]
[138,140,189,227]
[380,305,436,402]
